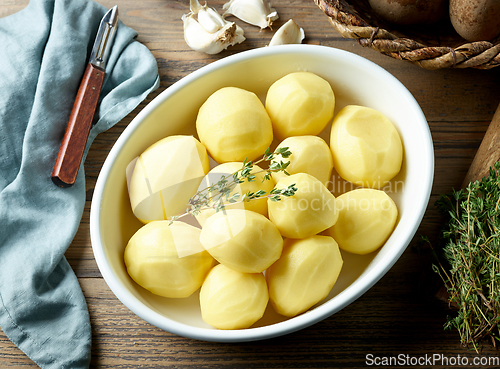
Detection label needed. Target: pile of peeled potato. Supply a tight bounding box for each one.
[368,0,500,42]
[124,71,403,330]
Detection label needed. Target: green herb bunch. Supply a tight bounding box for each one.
[170,147,298,222]
[432,161,500,351]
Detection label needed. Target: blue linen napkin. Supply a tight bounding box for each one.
[0,0,160,367]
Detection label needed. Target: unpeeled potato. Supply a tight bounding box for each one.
[450,0,500,42]
[327,188,398,255]
[267,235,343,317]
[127,135,210,223]
[330,105,403,189]
[124,221,214,298]
[368,0,448,25]
[200,264,269,330]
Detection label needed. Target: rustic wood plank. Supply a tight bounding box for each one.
[4,272,500,368]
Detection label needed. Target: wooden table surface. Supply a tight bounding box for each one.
[2,0,500,368]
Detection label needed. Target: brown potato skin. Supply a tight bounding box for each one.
[450,0,500,41]
[368,0,448,25]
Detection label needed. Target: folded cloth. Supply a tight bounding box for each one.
[0,0,159,367]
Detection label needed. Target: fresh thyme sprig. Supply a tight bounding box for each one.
[170,147,297,222]
[430,161,500,351]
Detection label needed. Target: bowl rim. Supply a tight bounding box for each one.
[90,44,434,342]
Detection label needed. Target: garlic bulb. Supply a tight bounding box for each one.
[182,0,245,54]
[268,19,305,46]
[222,0,279,29]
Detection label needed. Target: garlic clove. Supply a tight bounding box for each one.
[222,0,279,29]
[182,14,245,54]
[268,19,305,46]
[197,9,225,33]
[189,0,226,33]
[189,0,204,14]
[182,0,245,54]
[206,8,228,29]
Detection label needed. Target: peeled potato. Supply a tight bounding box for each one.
[200,264,269,330]
[330,105,403,189]
[265,72,335,140]
[196,87,273,163]
[268,173,338,239]
[124,221,214,298]
[267,235,343,317]
[327,188,398,254]
[271,135,333,186]
[200,209,283,273]
[127,135,210,223]
[195,162,275,226]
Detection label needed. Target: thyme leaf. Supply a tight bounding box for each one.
[431,161,500,351]
[170,147,296,223]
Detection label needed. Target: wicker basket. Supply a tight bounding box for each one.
[315,0,500,69]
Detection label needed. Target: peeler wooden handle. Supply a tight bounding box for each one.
[51,63,105,188]
[462,102,500,187]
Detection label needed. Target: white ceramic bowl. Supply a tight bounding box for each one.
[90,44,434,342]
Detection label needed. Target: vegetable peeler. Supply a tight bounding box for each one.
[51,5,119,187]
